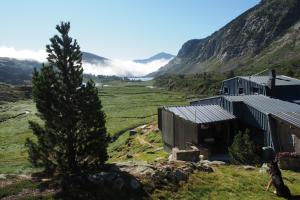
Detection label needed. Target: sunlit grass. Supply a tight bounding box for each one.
[0,81,186,174]
[152,165,300,200]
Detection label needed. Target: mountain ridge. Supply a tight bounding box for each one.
[152,0,300,76]
[0,51,108,84]
[82,52,109,64]
[134,52,174,64]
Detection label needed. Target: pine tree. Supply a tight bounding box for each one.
[25,22,108,177]
[228,129,259,165]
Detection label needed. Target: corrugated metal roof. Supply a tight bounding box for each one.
[238,75,300,86]
[272,112,300,129]
[164,105,236,124]
[224,95,300,115]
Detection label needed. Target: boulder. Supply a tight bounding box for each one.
[113,177,125,190]
[173,169,188,182]
[172,147,200,162]
[209,160,226,166]
[129,130,137,136]
[259,163,269,173]
[195,163,214,173]
[130,178,141,190]
[242,165,256,170]
[126,154,133,158]
[168,154,174,162]
[200,160,226,166]
[0,174,6,179]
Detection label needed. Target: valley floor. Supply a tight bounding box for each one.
[0,80,186,174]
[1,80,300,199]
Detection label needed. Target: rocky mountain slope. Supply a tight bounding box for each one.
[153,0,300,76]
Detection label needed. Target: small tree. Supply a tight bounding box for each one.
[228,129,259,165]
[26,22,108,177]
[226,70,235,79]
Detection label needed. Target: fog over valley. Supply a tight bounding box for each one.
[0,46,173,77]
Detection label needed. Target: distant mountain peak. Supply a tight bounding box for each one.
[134,52,175,64]
[82,52,109,64]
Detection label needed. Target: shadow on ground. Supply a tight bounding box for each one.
[32,164,149,200]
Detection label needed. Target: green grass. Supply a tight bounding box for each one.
[0,80,186,174]
[152,165,300,200]
[0,83,31,103]
[0,100,40,174]
[0,179,37,198]
[100,81,186,136]
[20,195,53,200]
[0,178,53,200]
[2,80,300,200]
[108,129,168,163]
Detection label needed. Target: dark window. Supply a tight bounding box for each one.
[252,87,259,94]
[223,87,229,94]
[238,87,244,95]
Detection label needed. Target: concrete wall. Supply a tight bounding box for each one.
[272,117,300,154]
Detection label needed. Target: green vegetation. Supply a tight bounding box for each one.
[0,80,186,174]
[152,165,300,200]
[108,129,168,163]
[228,129,259,165]
[0,83,31,103]
[2,70,300,199]
[83,74,130,83]
[0,179,37,198]
[0,100,40,174]
[154,73,223,98]
[1,165,300,199]
[26,22,109,176]
[101,81,186,136]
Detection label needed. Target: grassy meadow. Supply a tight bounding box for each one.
[1,80,300,200]
[100,81,186,137]
[0,80,186,174]
[152,165,300,200]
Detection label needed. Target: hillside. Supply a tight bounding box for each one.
[134,52,174,64]
[153,0,300,76]
[0,58,40,85]
[0,52,108,84]
[82,51,109,64]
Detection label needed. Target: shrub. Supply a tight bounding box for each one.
[228,129,259,165]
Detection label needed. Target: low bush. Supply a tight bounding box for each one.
[228,129,259,165]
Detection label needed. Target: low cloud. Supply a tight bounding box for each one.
[0,46,171,76]
[0,46,47,62]
[82,58,171,77]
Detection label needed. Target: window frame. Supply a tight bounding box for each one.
[223,86,229,95]
[238,87,244,95]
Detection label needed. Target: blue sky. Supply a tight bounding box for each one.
[0,0,260,60]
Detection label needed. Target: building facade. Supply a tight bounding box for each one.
[159,71,300,156]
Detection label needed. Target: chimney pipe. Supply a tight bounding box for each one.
[268,69,276,97]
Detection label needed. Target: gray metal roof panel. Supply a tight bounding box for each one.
[237,75,300,86]
[164,105,236,124]
[272,112,300,129]
[224,95,300,114]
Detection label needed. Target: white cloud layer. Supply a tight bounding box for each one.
[0,46,47,62]
[0,46,172,76]
[82,59,171,77]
